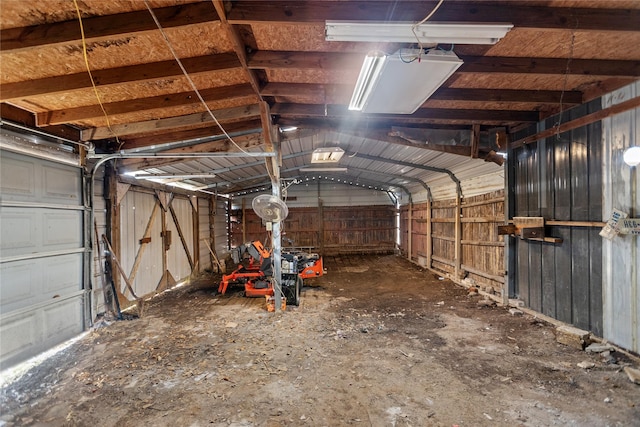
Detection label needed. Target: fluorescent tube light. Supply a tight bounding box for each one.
[311,147,345,163]
[326,21,513,45]
[134,173,217,179]
[350,49,463,114]
[349,52,386,111]
[299,167,348,172]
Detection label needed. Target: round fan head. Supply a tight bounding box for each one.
[252,195,289,223]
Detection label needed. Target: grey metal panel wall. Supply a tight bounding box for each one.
[601,82,640,353]
[0,149,85,369]
[510,100,603,336]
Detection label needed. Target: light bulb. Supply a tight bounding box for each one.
[623,146,640,167]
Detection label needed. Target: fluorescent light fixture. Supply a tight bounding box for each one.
[349,49,463,114]
[280,126,298,132]
[134,173,217,179]
[311,147,345,163]
[299,167,348,172]
[326,21,513,45]
[623,146,640,167]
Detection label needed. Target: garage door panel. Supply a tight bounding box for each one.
[0,211,37,252]
[0,261,36,308]
[42,165,81,202]
[1,253,82,313]
[0,157,35,197]
[42,297,83,343]
[43,211,82,248]
[0,313,37,364]
[1,208,82,257]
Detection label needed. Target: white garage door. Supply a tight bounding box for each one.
[0,149,87,370]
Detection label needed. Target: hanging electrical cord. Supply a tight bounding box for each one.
[555,30,576,140]
[143,0,250,154]
[72,0,122,149]
[411,0,446,57]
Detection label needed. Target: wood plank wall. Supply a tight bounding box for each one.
[400,190,505,298]
[230,205,396,255]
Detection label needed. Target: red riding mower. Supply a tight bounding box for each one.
[218,241,324,306]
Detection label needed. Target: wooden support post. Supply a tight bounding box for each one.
[426,199,432,268]
[105,162,123,303]
[209,196,216,270]
[454,192,462,278]
[318,198,325,256]
[159,203,169,291]
[191,196,200,275]
[407,202,413,261]
[242,197,246,244]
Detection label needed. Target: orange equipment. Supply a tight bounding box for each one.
[218,241,324,306]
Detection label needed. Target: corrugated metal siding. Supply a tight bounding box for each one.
[601,81,640,353]
[214,198,229,258]
[0,148,85,369]
[510,99,604,337]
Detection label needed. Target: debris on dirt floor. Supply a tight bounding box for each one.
[577,361,596,369]
[477,299,495,308]
[585,342,615,353]
[509,308,524,316]
[556,325,591,350]
[624,366,640,385]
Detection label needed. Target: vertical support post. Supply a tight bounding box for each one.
[160,203,168,291]
[426,198,432,268]
[209,196,216,271]
[227,198,232,250]
[318,198,325,256]
[407,201,413,261]
[271,142,282,312]
[505,141,517,302]
[242,197,246,243]
[191,196,200,275]
[454,189,462,278]
[105,162,122,304]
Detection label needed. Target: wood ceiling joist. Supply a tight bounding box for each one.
[0,53,241,102]
[226,1,640,32]
[82,104,261,140]
[0,102,82,141]
[37,84,256,126]
[0,2,219,52]
[116,119,263,150]
[261,83,582,105]
[248,51,640,78]
[271,103,539,123]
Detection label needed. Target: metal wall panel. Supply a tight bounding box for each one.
[167,197,193,282]
[0,149,85,369]
[601,81,640,353]
[214,198,229,257]
[509,101,604,336]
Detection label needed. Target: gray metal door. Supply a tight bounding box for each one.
[0,149,86,369]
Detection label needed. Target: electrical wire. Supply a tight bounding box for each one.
[411,0,446,56]
[143,0,250,154]
[72,0,122,149]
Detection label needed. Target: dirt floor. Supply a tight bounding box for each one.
[1,254,639,426]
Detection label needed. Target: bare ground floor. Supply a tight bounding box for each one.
[1,254,639,426]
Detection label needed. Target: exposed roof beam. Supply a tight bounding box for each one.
[82,104,261,140]
[1,2,219,52]
[116,119,264,150]
[248,51,640,77]
[37,84,256,126]
[262,82,582,105]
[226,1,640,32]
[0,103,82,141]
[271,103,539,123]
[0,53,241,101]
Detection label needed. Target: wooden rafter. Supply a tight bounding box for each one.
[0,53,241,101]
[82,104,262,140]
[1,2,219,52]
[37,84,256,126]
[226,1,640,32]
